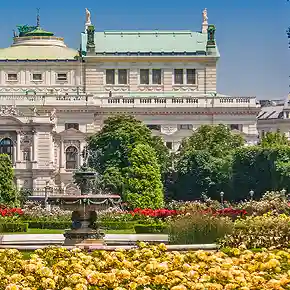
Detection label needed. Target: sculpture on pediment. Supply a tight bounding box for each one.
[49,108,57,123]
[207,24,216,46]
[0,105,22,117]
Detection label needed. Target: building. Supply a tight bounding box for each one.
[0,9,259,194]
[257,98,290,139]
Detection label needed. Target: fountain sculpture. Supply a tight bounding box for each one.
[34,149,121,246]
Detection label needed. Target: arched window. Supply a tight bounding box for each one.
[0,138,13,160]
[66,146,78,169]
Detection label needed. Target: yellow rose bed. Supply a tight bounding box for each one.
[3,243,290,290]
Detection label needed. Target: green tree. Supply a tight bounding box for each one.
[175,150,232,200]
[260,132,289,147]
[88,115,169,194]
[0,154,18,206]
[123,143,164,209]
[174,124,244,200]
[180,124,244,157]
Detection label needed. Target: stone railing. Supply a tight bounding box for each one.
[0,93,258,108]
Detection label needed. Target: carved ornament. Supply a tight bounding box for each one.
[0,105,23,116]
[161,125,178,135]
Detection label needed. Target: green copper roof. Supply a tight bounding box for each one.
[81,30,219,57]
[25,28,54,36]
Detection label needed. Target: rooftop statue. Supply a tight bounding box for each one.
[85,8,91,25]
[203,8,208,23]
[16,25,38,37]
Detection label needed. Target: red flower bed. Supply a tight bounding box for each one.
[0,206,23,217]
[130,208,181,218]
[201,207,247,218]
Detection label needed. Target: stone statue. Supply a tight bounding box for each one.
[85,8,91,25]
[203,8,208,23]
[49,108,57,122]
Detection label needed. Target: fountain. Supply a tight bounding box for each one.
[34,149,121,246]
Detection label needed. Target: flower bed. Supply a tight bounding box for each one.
[2,245,290,289]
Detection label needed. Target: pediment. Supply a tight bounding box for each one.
[0,116,24,125]
[58,128,86,137]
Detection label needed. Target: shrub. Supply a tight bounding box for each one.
[237,191,290,216]
[134,224,168,234]
[168,213,233,244]
[219,213,290,249]
[97,221,137,230]
[0,222,28,232]
[27,220,71,230]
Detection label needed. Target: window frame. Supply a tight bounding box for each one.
[65,123,80,130]
[56,73,68,82]
[7,73,18,82]
[173,68,197,85]
[32,73,43,82]
[65,146,78,170]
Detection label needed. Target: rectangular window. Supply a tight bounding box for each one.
[33,73,42,81]
[174,69,183,84]
[179,124,193,130]
[7,73,17,81]
[106,69,115,84]
[230,124,240,131]
[186,69,196,84]
[166,142,173,150]
[65,123,79,130]
[23,150,31,161]
[140,69,149,85]
[57,73,67,81]
[152,69,162,84]
[118,69,127,85]
[147,125,161,131]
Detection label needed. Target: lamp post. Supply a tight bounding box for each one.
[249,190,254,201]
[220,191,224,207]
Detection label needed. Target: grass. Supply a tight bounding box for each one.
[2,228,136,235]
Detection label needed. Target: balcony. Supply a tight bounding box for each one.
[0,92,258,109]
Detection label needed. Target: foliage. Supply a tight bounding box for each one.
[27,220,71,230]
[174,150,232,200]
[134,224,168,234]
[21,202,71,222]
[130,208,181,218]
[237,191,290,216]
[168,213,233,244]
[88,115,170,195]
[5,246,290,289]
[96,220,137,230]
[220,213,290,249]
[0,222,28,233]
[232,146,290,199]
[260,131,289,147]
[179,124,244,157]
[123,143,164,209]
[0,154,19,206]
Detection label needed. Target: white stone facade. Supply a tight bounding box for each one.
[0,10,260,194]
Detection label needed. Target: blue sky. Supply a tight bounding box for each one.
[0,0,288,99]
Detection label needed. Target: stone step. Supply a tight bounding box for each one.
[0,234,168,245]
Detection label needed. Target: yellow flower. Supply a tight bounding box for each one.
[171,285,187,290]
[5,285,20,290]
[75,284,87,290]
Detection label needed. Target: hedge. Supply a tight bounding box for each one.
[0,222,28,233]
[27,220,71,230]
[97,221,138,230]
[134,224,168,234]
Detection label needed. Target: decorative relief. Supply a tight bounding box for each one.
[172,86,198,92]
[104,86,129,92]
[20,132,33,147]
[161,125,178,135]
[64,140,80,150]
[65,183,80,195]
[0,105,23,116]
[138,86,163,92]
[49,108,57,123]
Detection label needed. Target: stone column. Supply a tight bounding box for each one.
[80,141,85,166]
[60,139,65,170]
[49,133,54,166]
[32,130,38,162]
[16,131,21,162]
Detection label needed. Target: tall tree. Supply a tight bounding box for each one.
[0,154,18,206]
[180,124,245,157]
[123,143,164,209]
[88,115,169,195]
